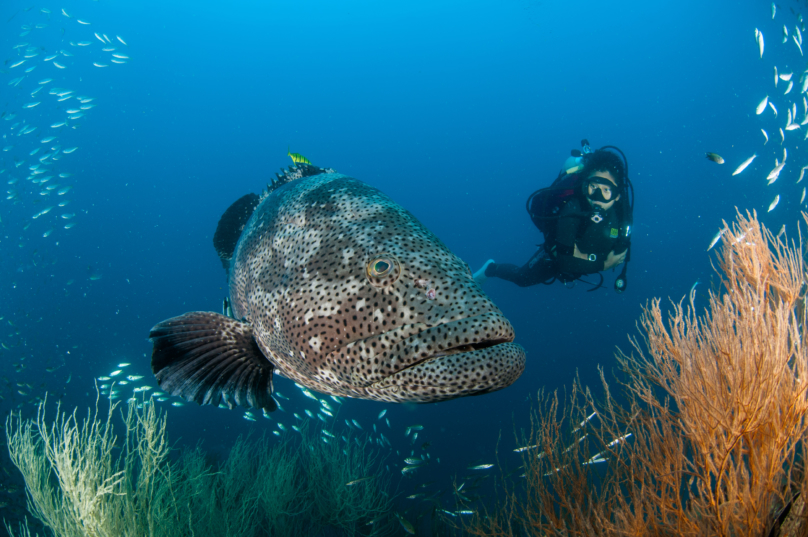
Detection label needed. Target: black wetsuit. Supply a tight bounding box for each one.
[486,197,627,287]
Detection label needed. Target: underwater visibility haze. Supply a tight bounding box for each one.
[1,0,808,534]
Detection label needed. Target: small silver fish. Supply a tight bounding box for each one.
[345,476,374,486]
[767,162,786,181]
[707,228,726,251]
[606,433,632,448]
[732,154,757,175]
[756,95,769,114]
[757,29,765,58]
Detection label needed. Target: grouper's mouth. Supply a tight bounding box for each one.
[325,312,526,403]
[427,337,509,360]
[387,335,511,379]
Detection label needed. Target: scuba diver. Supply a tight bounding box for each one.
[474,140,634,293]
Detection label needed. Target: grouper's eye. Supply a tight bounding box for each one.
[366,254,401,288]
[372,260,391,275]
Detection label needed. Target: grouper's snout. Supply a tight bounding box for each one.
[325,311,525,404]
[370,339,525,403]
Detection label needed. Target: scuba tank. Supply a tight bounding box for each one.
[561,138,591,174]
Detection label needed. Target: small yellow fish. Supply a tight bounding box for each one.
[287,149,311,165]
[705,152,724,164]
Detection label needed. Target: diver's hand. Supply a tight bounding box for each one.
[604,249,626,270]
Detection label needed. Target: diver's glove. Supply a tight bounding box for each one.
[473,259,496,286]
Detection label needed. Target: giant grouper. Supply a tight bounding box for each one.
[149,163,525,412]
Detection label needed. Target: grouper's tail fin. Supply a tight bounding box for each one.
[150,312,277,412]
[213,193,260,271]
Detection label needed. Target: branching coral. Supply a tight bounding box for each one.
[5,396,395,536]
[468,210,808,537]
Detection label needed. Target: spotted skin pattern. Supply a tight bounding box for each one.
[229,172,525,404]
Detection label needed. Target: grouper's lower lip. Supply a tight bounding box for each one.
[368,341,526,403]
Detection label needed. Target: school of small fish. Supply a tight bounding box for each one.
[512,410,632,479]
[92,357,493,521]
[1,7,129,244]
[708,5,806,251]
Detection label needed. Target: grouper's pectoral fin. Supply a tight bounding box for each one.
[149,311,277,412]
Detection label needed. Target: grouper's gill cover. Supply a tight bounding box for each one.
[150,167,525,411]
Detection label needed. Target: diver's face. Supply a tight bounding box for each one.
[586,170,619,210]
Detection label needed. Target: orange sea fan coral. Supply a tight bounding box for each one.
[468,210,808,537]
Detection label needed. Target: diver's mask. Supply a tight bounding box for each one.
[585,178,619,205]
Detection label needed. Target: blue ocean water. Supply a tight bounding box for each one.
[0,0,803,532]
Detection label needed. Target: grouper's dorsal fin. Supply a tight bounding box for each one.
[213,193,260,271]
[263,163,336,198]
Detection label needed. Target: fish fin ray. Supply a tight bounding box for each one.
[150,312,277,411]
